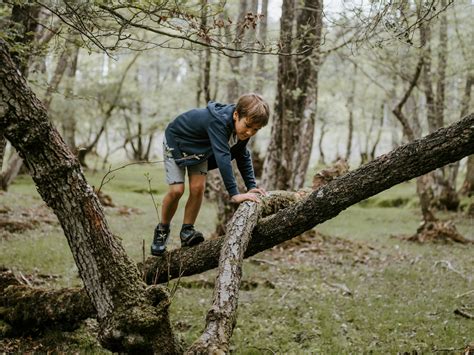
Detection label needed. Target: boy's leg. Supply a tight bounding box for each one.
[152,183,185,256]
[183,174,206,225]
[161,183,185,224]
[180,163,207,247]
[151,139,186,256]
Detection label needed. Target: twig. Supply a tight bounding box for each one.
[250,258,279,267]
[97,159,164,193]
[246,346,277,355]
[434,260,470,281]
[144,172,161,223]
[279,284,296,303]
[456,289,474,299]
[454,308,474,319]
[17,272,32,287]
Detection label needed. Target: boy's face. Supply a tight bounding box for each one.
[233,112,262,141]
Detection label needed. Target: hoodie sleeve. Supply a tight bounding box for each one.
[234,145,257,190]
[207,120,239,197]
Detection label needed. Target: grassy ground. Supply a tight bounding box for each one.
[1,164,473,353]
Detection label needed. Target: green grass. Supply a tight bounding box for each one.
[1,165,473,353]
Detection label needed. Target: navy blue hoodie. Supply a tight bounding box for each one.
[164,102,257,196]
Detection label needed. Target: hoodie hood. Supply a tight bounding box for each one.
[207,101,235,122]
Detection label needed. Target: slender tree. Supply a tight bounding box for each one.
[262,0,323,190]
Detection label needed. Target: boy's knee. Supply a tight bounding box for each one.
[189,182,205,196]
[168,185,185,199]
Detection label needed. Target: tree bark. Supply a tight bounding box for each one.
[61,41,80,151]
[368,104,384,162]
[460,74,474,196]
[0,3,40,191]
[345,65,357,161]
[187,201,262,353]
[0,150,23,191]
[262,0,323,191]
[0,40,179,353]
[317,119,327,165]
[227,0,248,102]
[419,8,458,211]
[196,0,211,106]
[254,0,269,93]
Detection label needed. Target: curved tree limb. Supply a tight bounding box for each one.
[187,201,262,354]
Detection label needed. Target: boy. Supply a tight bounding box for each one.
[151,93,269,256]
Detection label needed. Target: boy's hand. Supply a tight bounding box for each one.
[248,187,267,196]
[231,193,260,204]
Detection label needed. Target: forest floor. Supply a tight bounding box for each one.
[1,164,473,354]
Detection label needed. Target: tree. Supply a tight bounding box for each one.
[0,3,40,191]
[0,40,179,354]
[262,0,323,190]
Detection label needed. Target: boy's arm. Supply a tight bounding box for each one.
[208,121,239,197]
[234,146,257,191]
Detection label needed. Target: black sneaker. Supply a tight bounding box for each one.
[151,224,170,256]
[180,225,204,247]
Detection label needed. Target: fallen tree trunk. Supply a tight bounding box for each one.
[1,285,95,335]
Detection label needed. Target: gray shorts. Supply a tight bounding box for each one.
[163,138,208,185]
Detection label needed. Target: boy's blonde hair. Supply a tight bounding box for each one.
[235,93,270,127]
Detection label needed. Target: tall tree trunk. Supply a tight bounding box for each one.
[247,0,269,178]
[42,33,79,111]
[227,0,248,102]
[196,0,211,106]
[345,65,357,161]
[420,7,458,210]
[254,0,269,93]
[0,40,179,354]
[318,119,327,165]
[460,75,474,196]
[61,43,79,151]
[368,104,384,161]
[241,0,259,92]
[0,4,40,191]
[262,0,323,190]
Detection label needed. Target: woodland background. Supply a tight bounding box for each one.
[0,0,473,353]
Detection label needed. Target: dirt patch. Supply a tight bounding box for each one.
[0,204,58,237]
[266,230,390,267]
[0,267,62,291]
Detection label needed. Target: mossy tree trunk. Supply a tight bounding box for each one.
[0,40,180,354]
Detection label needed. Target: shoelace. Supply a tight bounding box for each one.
[154,231,168,243]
